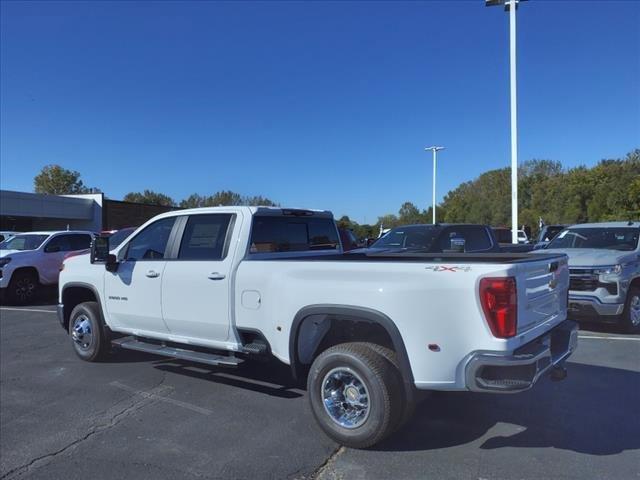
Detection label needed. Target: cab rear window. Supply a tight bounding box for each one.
[249,216,339,253]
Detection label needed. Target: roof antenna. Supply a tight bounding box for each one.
[628,220,634,226]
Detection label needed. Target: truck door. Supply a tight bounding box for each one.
[104,217,176,334]
[161,213,237,343]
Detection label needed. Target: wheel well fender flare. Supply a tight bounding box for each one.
[60,282,103,329]
[289,304,415,389]
[8,266,41,284]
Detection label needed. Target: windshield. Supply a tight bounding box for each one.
[108,228,136,249]
[371,225,440,250]
[547,227,639,251]
[0,234,50,251]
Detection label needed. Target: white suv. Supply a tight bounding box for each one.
[0,231,94,304]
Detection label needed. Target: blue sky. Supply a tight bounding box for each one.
[1,0,638,223]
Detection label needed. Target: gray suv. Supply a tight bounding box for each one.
[538,222,640,332]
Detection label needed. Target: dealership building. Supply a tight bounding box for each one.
[0,190,176,232]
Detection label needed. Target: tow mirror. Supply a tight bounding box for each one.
[90,236,109,263]
[91,236,118,271]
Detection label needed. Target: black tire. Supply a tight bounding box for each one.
[68,302,109,362]
[363,343,416,431]
[8,270,39,305]
[307,342,403,448]
[622,286,640,334]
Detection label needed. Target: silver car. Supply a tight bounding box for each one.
[539,221,640,332]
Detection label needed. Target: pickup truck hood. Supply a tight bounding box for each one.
[539,248,632,267]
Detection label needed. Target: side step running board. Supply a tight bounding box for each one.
[112,337,243,367]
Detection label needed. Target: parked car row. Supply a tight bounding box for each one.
[0,228,135,304]
[3,218,639,335]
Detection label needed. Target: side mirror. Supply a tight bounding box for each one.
[91,236,119,272]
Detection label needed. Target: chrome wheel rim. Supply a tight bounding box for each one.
[630,295,640,327]
[322,367,370,429]
[15,277,35,301]
[71,314,93,350]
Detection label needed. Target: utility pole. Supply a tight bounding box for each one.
[425,146,445,224]
[486,0,526,243]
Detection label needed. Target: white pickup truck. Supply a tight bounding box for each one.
[0,231,94,303]
[58,207,578,448]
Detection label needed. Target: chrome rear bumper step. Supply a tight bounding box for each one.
[465,320,578,393]
[112,337,243,367]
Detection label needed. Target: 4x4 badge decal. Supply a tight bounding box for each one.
[425,266,472,272]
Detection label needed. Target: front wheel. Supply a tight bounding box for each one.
[307,342,403,448]
[622,286,640,334]
[8,270,39,305]
[69,302,109,362]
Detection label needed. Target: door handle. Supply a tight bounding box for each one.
[208,272,226,280]
[145,270,160,278]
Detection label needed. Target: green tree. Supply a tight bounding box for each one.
[207,190,243,206]
[377,214,400,230]
[398,202,424,224]
[179,193,208,208]
[243,195,278,207]
[438,148,638,231]
[180,191,278,207]
[337,215,353,229]
[123,190,175,206]
[33,164,97,194]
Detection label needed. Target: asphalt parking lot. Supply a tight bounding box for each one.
[1,305,638,480]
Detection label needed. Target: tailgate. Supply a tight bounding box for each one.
[517,255,569,333]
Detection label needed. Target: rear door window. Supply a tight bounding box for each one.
[250,216,339,253]
[45,234,72,252]
[178,214,233,260]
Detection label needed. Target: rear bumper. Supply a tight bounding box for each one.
[465,320,578,393]
[568,295,624,318]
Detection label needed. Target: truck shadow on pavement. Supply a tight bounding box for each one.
[376,361,639,456]
[152,358,305,399]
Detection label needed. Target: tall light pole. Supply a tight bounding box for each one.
[425,146,445,224]
[486,0,526,244]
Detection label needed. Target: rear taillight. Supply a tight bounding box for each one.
[479,277,517,338]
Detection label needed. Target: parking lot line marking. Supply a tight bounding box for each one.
[110,380,213,416]
[578,335,640,341]
[0,307,56,314]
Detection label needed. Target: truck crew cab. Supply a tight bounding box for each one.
[58,207,578,448]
